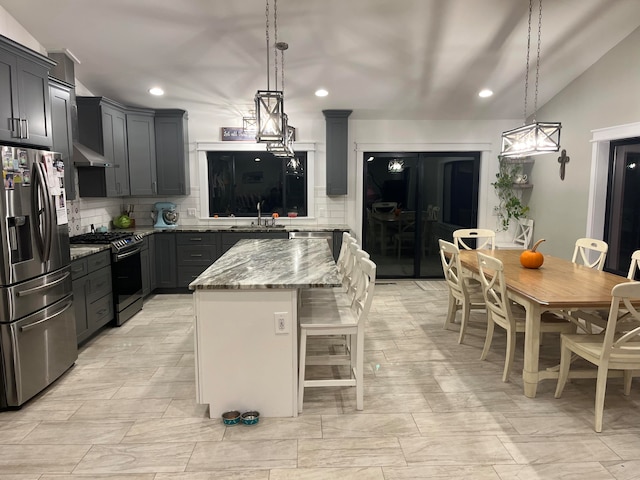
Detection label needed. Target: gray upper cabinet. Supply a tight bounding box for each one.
[49,78,76,200]
[127,108,157,196]
[323,109,352,196]
[77,96,130,197]
[155,109,190,196]
[0,35,54,148]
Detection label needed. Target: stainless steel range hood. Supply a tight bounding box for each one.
[73,143,113,167]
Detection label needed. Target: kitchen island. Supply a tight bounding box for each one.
[189,238,341,417]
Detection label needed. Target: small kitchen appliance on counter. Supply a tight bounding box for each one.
[153,202,179,228]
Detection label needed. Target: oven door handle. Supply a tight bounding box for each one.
[114,247,141,262]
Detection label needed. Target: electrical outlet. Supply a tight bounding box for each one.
[187,208,196,217]
[274,312,289,334]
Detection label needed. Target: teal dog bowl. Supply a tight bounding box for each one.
[241,411,260,425]
[221,410,241,425]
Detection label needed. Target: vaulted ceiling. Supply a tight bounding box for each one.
[3,0,640,121]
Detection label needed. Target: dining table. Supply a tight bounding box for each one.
[458,249,632,397]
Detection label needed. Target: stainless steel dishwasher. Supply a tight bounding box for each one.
[288,231,335,259]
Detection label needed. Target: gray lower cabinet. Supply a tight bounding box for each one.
[49,77,76,200]
[127,109,157,196]
[155,232,177,289]
[176,233,220,287]
[0,36,54,148]
[140,234,157,297]
[71,250,113,344]
[155,110,190,196]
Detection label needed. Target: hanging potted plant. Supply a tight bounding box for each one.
[492,157,530,231]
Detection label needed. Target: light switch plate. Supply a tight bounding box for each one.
[187,208,196,217]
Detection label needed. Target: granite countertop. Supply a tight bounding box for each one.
[189,238,342,290]
[145,225,350,233]
[69,244,111,261]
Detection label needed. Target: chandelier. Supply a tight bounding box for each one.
[500,0,561,158]
[255,0,288,146]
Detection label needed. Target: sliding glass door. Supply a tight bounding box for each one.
[604,139,640,276]
[363,151,480,278]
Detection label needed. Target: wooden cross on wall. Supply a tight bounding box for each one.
[558,149,570,180]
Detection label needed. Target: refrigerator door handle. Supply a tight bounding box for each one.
[19,299,73,332]
[31,161,53,263]
[17,271,70,296]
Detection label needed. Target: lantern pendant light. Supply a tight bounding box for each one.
[500,0,561,158]
[255,0,286,144]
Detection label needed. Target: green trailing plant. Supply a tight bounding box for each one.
[492,157,529,231]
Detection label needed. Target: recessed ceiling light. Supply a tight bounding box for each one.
[149,87,164,96]
[478,89,493,98]
[315,89,328,97]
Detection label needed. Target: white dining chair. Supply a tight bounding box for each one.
[496,218,534,250]
[572,238,608,270]
[555,281,640,432]
[371,201,397,214]
[477,252,576,382]
[297,252,377,412]
[453,228,496,251]
[438,239,486,344]
[627,250,640,280]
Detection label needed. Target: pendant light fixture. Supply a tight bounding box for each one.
[500,0,561,158]
[255,0,286,144]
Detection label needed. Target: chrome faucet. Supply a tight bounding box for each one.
[257,201,262,226]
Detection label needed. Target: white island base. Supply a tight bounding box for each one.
[194,289,298,418]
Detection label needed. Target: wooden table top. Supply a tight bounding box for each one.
[458,249,632,309]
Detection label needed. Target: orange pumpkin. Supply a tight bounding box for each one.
[520,239,546,269]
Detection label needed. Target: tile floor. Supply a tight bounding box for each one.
[1,281,640,479]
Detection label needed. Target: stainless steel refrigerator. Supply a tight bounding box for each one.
[0,145,76,409]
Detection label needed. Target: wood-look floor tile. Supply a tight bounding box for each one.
[112,382,195,400]
[104,353,183,368]
[498,434,621,464]
[399,436,514,465]
[155,472,268,480]
[39,475,155,480]
[424,391,521,413]
[321,413,420,438]
[270,467,384,479]
[412,412,517,435]
[382,465,501,479]
[599,434,640,460]
[20,420,133,444]
[0,421,38,443]
[0,444,91,474]
[186,440,297,470]
[74,443,195,474]
[601,459,640,480]
[341,392,431,413]
[298,438,406,468]
[121,418,224,443]
[494,463,616,479]
[162,399,210,418]
[503,412,594,434]
[71,398,171,420]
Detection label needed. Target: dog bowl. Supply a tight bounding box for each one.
[221,410,241,425]
[241,411,260,425]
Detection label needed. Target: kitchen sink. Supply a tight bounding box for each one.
[229,224,286,230]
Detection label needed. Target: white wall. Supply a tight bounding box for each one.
[527,26,640,259]
[0,6,45,54]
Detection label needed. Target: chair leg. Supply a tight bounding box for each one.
[355,327,364,411]
[624,370,633,396]
[443,294,458,331]
[298,329,308,414]
[594,365,609,433]
[554,340,571,398]
[458,300,471,344]
[480,318,494,361]
[503,328,516,382]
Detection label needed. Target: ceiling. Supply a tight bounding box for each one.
[3,0,640,121]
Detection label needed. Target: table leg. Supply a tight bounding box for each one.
[522,302,542,397]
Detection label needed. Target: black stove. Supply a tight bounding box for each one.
[70,232,144,254]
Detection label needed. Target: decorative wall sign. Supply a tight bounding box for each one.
[221,127,256,142]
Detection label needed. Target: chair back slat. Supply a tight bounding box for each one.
[477,252,514,328]
[438,240,466,300]
[352,256,376,324]
[602,282,640,360]
[572,238,608,271]
[514,218,534,249]
[453,228,496,251]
